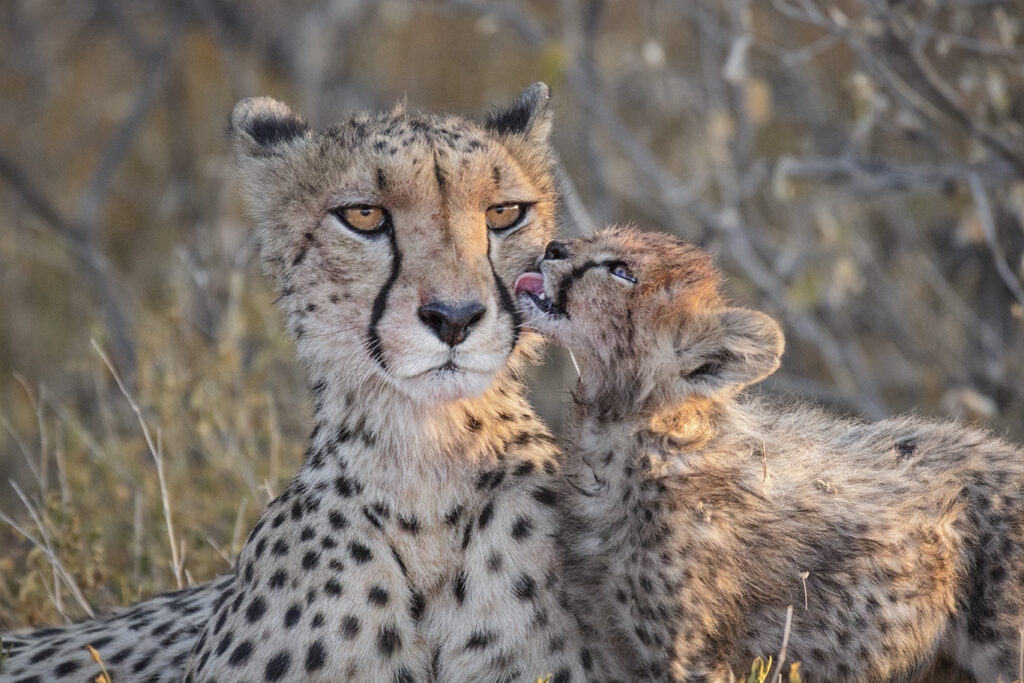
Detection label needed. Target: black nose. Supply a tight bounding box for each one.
[544,241,570,260]
[418,301,487,347]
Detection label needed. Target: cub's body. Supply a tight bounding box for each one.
[517,227,1024,682]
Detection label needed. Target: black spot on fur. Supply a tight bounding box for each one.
[895,439,917,460]
[398,514,420,534]
[465,630,496,649]
[513,574,537,601]
[265,651,292,681]
[513,461,535,476]
[341,615,360,639]
[269,569,287,589]
[478,501,495,529]
[453,569,468,604]
[228,640,254,666]
[551,667,571,682]
[511,516,533,541]
[284,604,302,628]
[245,596,266,623]
[487,551,503,573]
[410,591,426,621]
[362,505,384,530]
[328,509,348,530]
[445,505,464,526]
[302,551,320,570]
[54,660,80,676]
[305,640,327,672]
[334,475,361,497]
[532,487,558,506]
[377,624,401,657]
[349,541,372,564]
[368,586,390,606]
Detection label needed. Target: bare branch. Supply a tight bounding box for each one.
[968,172,1024,309]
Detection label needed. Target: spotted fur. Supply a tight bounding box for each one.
[520,226,1024,682]
[2,86,614,683]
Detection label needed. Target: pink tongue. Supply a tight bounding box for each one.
[513,272,545,296]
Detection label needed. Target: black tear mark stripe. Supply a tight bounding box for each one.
[367,230,403,370]
[554,260,603,318]
[487,240,522,351]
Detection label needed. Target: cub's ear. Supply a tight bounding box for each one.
[230,97,309,157]
[672,307,784,397]
[485,82,553,144]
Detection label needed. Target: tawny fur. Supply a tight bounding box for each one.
[520,226,1024,682]
[2,86,618,683]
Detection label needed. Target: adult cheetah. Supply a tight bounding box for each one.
[515,226,1024,682]
[2,85,616,683]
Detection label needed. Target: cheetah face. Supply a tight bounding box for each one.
[231,85,557,404]
[514,226,722,358]
[516,226,785,401]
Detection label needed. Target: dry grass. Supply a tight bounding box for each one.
[0,259,309,629]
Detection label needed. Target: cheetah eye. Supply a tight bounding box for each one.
[331,205,389,236]
[486,203,529,234]
[607,261,636,284]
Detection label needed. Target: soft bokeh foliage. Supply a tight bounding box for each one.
[1,0,1022,635]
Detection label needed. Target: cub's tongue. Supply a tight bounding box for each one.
[513,272,546,297]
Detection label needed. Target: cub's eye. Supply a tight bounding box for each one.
[486,203,527,233]
[332,206,388,234]
[607,261,636,284]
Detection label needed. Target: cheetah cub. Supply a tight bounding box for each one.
[515,226,1024,682]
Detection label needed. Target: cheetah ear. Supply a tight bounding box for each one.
[671,308,784,397]
[485,82,553,144]
[230,97,309,157]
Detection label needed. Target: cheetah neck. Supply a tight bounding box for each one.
[295,359,551,514]
[567,378,727,495]
[573,351,726,431]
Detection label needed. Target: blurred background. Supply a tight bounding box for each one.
[1,0,1023,629]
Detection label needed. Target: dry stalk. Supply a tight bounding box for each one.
[91,338,184,589]
[771,605,794,683]
[0,496,94,618]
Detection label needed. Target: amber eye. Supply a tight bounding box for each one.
[332,206,387,234]
[485,203,526,232]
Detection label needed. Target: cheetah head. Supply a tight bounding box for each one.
[230,85,557,404]
[515,226,785,404]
